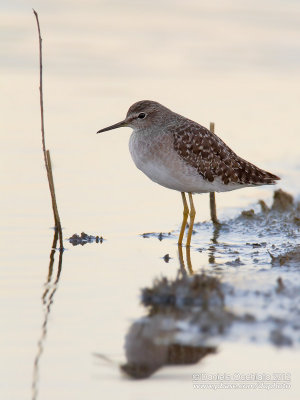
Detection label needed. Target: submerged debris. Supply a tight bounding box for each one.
[141,232,173,240]
[270,246,300,267]
[162,254,171,263]
[270,329,293,347]
[68,232,104,246]
[246,242,267,248]
[225,257,244,266]
[276,277,285,293]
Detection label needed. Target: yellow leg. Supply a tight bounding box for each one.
[178,192,189,246]
[186,193,196,247]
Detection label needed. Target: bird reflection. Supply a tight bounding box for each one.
[120,272,234,379]
[94,224,233,379]
[119,226,234,379]
[31,230,64,400]
[178,222,222,272]
[178,244,194,275]
[121,318,216,378]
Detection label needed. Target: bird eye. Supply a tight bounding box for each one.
[138,112,146,119]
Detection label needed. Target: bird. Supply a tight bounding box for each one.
[97,100,280,246]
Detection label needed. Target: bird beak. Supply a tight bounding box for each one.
[97,119,127,134]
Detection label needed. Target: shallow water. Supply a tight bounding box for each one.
[1,1,300,399]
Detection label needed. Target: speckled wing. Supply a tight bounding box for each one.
[173,121,280,186]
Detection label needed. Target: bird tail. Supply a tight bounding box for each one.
[247,164,280,185]
[261,171,280,185]
[235,157,280,186]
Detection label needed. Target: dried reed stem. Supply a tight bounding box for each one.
[46,150,64,249]
[33,9,63,249]
[209,122,219,225]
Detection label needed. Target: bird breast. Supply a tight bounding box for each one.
[128,130,216,193]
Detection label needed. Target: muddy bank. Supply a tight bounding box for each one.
[187,189,300,268]
[138,190,299,268]
[120,190,300,379]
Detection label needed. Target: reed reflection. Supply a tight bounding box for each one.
[208,223,221,265]
[32,230,64,400]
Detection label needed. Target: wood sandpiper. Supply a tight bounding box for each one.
[97,100,280,246]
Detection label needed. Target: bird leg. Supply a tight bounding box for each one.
[186,193,196,247]
[178,192,189,246]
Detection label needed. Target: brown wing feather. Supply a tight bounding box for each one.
[173,120,280,186]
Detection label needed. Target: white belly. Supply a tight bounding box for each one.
[129,131,241,194]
